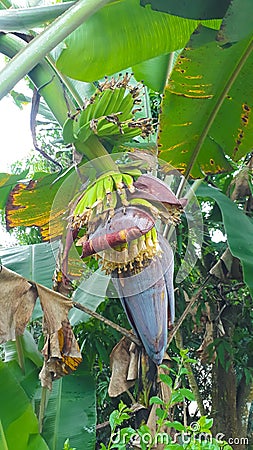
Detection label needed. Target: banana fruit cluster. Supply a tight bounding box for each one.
[72,172,137,231]
[71,171,164,274]
[63,74,154,147]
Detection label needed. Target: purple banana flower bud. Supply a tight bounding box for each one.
[111,235,174,365]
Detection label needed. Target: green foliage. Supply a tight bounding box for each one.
[0,361,49,450]
[0,1,253,448]
[197,183,253,298]
[56,0,215,82]
[100,351,233,450]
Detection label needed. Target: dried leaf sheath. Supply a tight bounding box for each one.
[37,285,82,389]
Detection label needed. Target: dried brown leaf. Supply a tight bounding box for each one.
[0,266,37,344]
[210,248,243,282]
[108,337,138,397]
[37,284,82,389]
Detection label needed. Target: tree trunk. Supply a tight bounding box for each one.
[211,305,249,449]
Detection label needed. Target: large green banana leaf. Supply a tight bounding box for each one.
[56,0,219,82]
[70,267,111,325]
[197,184,253,299]
[0,361,49,450]
[158,27,253,178]
[0,240,59,288]
[42,366,96,450]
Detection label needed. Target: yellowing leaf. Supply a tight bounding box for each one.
[158,28,253,177]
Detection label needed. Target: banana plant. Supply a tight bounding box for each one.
[0,0,253,447]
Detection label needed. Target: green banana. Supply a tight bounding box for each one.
[117,93,134,122]
[122,173,135,193]
[104,87,126,116]
[96,177,105,203]
[129,198,159,218]
[92,88,114,119]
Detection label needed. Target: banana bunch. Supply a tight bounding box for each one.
[71,172,137,231]
[63,74,154,148]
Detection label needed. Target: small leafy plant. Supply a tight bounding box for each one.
[100,350,233,450]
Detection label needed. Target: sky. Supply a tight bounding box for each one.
[0,56,33,173]
[0,56,33,245]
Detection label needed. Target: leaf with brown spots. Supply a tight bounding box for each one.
[5,170,80,241]
[158,27,253,178]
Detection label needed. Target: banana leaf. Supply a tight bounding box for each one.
[140,0,230,20]
[0,2,74,31]
[56,0,220,82]
[217,0,253,44]
[0,240,59,288]
[158,27,253,177]
[197,184,253,299]
[0,361,49,450]
[41,365,96,450]
[0,170,28,209]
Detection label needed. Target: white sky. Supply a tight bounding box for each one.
[0,56,33,245]
[0,56,33,173]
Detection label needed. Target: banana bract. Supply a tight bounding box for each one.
[111,235,175,365]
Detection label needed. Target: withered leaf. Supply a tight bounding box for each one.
[0,266,37,344]
[210,247,243,283]
[37,284,82,389]
[108,337,138,397]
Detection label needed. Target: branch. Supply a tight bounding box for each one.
[167,275,211,347]
[73,300,141,346]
